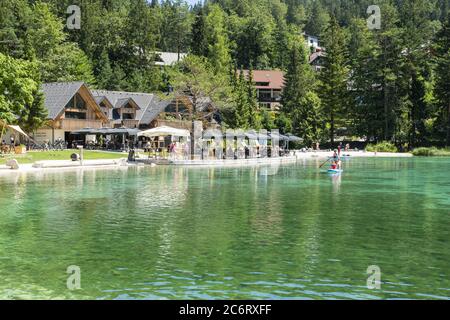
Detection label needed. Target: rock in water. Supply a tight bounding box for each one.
[6,159,19,170]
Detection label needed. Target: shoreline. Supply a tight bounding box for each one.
[292,150,413,159]
[0,151,413,175]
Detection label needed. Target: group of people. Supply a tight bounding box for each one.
[0,136,15,153]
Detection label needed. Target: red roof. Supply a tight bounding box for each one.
[241,70,285,90]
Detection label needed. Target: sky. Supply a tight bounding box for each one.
[185,0,202,5]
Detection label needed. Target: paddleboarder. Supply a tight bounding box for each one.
[331,149,341,170]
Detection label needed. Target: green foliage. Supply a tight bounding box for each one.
[434,12,450,146]
[261,109,277,130]
[205,4,231,74]
[246,68,262,130]
[282,40,323,145]
[39,43,95,84]
[24,2,95,84]
[0,53,46,127]
[191,7,208,56]
[366,142,398,153]
[319,16,349,144]
[234,13,276,69]
[158,0,192,54]
[0,0,449,145]
[412,147,450,156]
[304,0,329,36]
[169,55,231,117]
[225,66,263,130]
[18,88,47,133]
[232,69,251,128]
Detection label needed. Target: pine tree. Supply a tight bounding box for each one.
[232,69,250,129]
[304,1,329,37]
[205,4,231,74]
[191,7,208,56]
[19,88,47,133]
[434,12,450,146]
[319,16,349,144]
[375,4,407,143]
[281,40,322,145]
[398,0,436,147]
[246,67,262,129]
[96,50,113,89]
[109,64,126,91]
[126,0,159,67]
[348,18,384,141]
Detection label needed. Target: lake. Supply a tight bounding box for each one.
[0,157,449,299]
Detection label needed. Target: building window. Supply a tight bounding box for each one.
[258,90,272,102]
[122,113,134,120]
[65,93,87,110]
[65,111,87,119]
[113,109,120,120]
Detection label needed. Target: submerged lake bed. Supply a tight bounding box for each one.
[0,158,449,300]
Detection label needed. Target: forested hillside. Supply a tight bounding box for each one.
[1,0,449,148]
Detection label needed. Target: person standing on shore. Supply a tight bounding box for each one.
[9,135,15,152]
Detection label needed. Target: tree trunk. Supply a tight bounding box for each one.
[330,110,335,145]
[384,83,389,141]
[383,38,389,141]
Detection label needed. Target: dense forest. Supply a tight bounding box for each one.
[0,0,449,148]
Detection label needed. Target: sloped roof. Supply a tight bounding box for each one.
[95,96,113,106]
[114,97,140,110]
[309,51,325,64]
[41,82,85,119]
[140,97,171,124]
[91,90,153,120]
[91,90,168,124]
[154,52,187,66]
[241,70,285,89]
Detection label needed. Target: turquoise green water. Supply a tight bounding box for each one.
[0,157,449,300]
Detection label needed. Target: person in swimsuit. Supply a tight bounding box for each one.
[331,149,341,169]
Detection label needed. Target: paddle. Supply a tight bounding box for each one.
[319,157,332,168]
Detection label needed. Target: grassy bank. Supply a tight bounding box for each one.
[1,150,126,164]
[365,142,398,153]
[412,147,450,157]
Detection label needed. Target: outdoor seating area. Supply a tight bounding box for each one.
[0,120,33,155]
[70,127,141,151]
[134,127,302,162]
[2,119,303,164]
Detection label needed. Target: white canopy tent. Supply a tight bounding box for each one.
[1,119,32,141]
[7,125,32,140]
[138,126,190,138]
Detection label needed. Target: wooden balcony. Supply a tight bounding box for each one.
[56,119,106,131]
[111,119,140,128]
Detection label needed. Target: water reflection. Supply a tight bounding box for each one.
[331,173,342,193]
[0,159,449,299]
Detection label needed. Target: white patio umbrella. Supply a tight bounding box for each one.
[138,126,190,138]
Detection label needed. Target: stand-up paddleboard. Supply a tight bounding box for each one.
[327,169,343,174]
